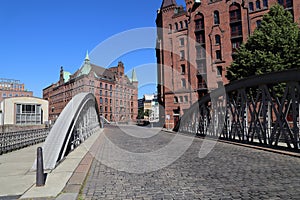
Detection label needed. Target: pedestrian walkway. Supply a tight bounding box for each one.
[0,129,102,199]
[80,125,300,199]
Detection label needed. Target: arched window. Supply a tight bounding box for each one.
[185,20,188,28]
[179,21,183,29]
[229,4,241,21]
[215,35,221,45]
[249,2,254,11]
[174,96,178,103]
[195,13,204,30]
[175,22,178,31]
[214,11,220,25]
[169,24,172,33]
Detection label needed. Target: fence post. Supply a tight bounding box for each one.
[36,147,45,186]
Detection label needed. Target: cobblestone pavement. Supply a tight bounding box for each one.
[80,125,300,199]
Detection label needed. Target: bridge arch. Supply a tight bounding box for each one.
[41,93,101,170]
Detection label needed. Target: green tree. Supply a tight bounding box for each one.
[137,107,144,119]
[226,4,300,82]
[144,109,152,118]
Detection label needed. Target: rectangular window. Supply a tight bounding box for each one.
[196,46,206,59]
[197,60,207,74]
[216,50,222,60]
[179,38,184,46]
[256,20,262,28]
[180,50,185,60]
[215,35,221,45]
[231,24,242,37]
[232,39,242,51]
[217,66,222,76]
[181,79,186,88]
[16,104,41,125]
[181,64,185,74]
[196,33,205,44]
[195,20,204,30]
[184,96,188,103]
[179,96,183,103]
[249,2,254,11]
[256,0,261,9]
[230,10,241,22]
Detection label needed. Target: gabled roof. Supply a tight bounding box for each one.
[91,64,115,80]
[161,0,177,9]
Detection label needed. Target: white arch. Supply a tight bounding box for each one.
[37,93,100,170]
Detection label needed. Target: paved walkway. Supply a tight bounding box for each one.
[80,125,300,199]
[0,129,102,199]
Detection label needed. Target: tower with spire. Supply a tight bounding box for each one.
[78,50,92,76]
[131,68,138,83]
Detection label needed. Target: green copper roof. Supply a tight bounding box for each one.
[85,50,90,61]
[132,68,138,82]
[80,62,91,75]
[63,71,71,83]
[77,51,91,77]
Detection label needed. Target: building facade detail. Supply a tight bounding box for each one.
[0,78,33,102]
[0,97,48,126]
[156,0,300,129]
[43,55,138,123]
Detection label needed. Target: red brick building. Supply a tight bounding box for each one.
[156,0,300,129]
[43,53,138,123]
[0,78,33,102]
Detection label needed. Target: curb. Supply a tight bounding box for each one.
[58,152,94,200]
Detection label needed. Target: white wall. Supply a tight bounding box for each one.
[1,97,48,125]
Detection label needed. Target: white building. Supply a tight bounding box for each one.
[0,97,48,125]
[143,94,159,123]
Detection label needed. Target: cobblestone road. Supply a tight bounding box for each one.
[81,125,300,200]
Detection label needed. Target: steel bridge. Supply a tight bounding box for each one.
[177,69,300,151]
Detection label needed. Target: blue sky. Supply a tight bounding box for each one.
[0,0,185,98]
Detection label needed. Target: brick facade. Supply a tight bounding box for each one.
[43,55,138,124]
[0,78,33,102]
[156,0,300,129]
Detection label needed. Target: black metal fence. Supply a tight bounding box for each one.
[178,69,300,151]
[0,128,50,155]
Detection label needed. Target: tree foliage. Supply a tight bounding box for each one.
[226,4,300,82]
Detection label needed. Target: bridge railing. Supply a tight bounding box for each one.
[178,69,300,151]
[0,128,50,155]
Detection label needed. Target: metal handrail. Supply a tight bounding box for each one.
[178,69,300,151]
[0,128,50,155]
